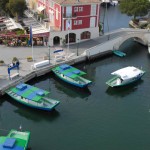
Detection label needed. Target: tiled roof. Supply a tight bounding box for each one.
[54,0,101,5]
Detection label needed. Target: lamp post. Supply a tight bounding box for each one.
[48,44,50,64]
[77,39,79,56]
[106,2,110,40]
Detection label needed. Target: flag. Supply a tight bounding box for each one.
[29,25,32,45]
[67,20,71,30]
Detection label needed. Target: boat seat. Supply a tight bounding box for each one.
[16,84,27,91]
[116,78,121,85]
[36,91,45,96]
[10,73,19,80]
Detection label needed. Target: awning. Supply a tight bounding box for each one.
[37,6,45,12]
[4,18,23,30]
[33,32,49,37]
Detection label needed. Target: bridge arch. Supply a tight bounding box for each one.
[113,33,148,50]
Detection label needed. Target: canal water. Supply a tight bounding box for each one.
[100,5,132,32]
[1,6,150,150]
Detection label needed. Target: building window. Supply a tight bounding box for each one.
[79,7,83,12]
[78,20,82,25]
[74,20,82,25]
[66,6,72,17]
[74,20,78,25]
[50,1,54,8]
[74,7,78,12]
[81,31,91,40]
[56,8,58,20]
[91,4,96,16]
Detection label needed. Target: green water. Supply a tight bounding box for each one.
[1,40,150,150]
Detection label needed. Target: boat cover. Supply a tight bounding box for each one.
[60,64,70,70]
[3,138,16,148]
[111,66,143,80]
[53,64,86,79]
[10,84,49,101]
[0,144,24,150]
[0,137,25,150]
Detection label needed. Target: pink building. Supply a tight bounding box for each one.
[37,0,101,46]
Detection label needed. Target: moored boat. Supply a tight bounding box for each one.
[0,129,30,150]
[52,64,92,88]
[6,83,60,111]
[148,43,150,54]
[106,66,145,87]
[112,50,126,57]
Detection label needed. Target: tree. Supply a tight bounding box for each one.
[0,0,9,15]
[8,0,27,22]
[119,0,150,19]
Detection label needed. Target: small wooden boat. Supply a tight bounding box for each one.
[6,83,60,111]
[52,64,92,88]
[0,129,30,150]
[112,50,126,57]
[106,66,145,87]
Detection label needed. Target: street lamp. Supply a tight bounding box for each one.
[48,44,50,64]
[77,39,79,56]
[106,2,110,40]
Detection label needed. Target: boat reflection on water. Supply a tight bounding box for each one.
[6,95,60,122]
[28,73,91,99]
[14,108,60,123]
[53,75,91,99]
[0,96,5,106]
[106,79,144,98]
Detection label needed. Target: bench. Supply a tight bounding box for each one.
[31,60,49,70]
[10,73,19,80]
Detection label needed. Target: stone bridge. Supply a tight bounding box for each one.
[113,30,150,50]
[86,28,150,58]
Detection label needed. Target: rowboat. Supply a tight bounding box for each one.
[0,129,30,150]
[112,50,126,57]
[52,64,92,88]
[6,83,60,111]
[106,66,145,87]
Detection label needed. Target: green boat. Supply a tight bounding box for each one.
[52,64,92,88]
[0,129,30,150]
[6,83,60,111]
[112,50,126,57]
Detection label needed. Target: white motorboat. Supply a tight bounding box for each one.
[106,66,145,87]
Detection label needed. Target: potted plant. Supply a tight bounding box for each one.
[62,39,66,46]
[12,57,18,62]
[27,56,33,62]
[0,60,4,66]
[12,57,19,65]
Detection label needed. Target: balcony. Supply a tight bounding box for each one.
[63,13,77,19]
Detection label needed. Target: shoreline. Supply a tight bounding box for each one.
[0,27,149,96]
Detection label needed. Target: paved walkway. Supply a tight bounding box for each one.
[0,28,144,90]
